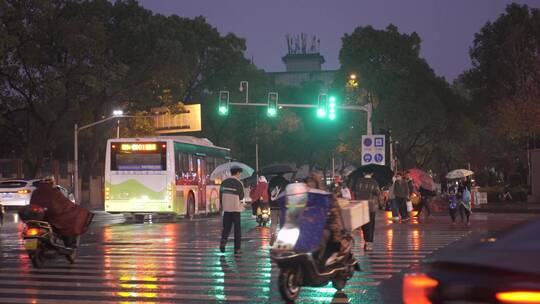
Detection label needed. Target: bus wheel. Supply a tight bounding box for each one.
[186,193,195,220]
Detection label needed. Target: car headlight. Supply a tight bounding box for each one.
[275,227,299,249]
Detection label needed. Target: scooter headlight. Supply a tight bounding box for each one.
[275,227,299,250]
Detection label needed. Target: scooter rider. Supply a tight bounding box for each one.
[29,176,93,248]
[305,171,351,262]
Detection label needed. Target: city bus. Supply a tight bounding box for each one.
[104,136,231,218]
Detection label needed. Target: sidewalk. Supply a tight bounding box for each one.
[472,202,540,214]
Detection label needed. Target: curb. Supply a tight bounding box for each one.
[472,208,540,214]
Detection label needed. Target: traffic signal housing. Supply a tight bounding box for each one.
[267,92,278,117]
[218,91,229,115]
[328,96,337,120]
[317,94,327,118]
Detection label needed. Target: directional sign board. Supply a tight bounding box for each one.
[361,135,385,165]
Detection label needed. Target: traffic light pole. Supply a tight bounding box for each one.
[228,102,373,135]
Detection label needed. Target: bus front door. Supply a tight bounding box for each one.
[197,157,206,213]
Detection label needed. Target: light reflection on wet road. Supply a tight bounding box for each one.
[0,211,535,303]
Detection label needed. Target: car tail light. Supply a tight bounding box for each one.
[403,273,438,304]
[30,205,45,212]
[17,189,31,194]
[26,228,43,237]
[496,291,540,303]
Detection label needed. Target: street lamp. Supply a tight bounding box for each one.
[113,110,123,138]
[239,81,249,104]
[73,110,124,203]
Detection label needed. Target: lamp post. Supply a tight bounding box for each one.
[73,110,124,203]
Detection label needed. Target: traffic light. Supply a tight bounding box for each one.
[317,94,327,118]
[267,92,278,117]
[328,96,337,120]
[218,91,229,115]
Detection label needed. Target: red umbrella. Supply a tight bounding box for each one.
[407,168,436,191]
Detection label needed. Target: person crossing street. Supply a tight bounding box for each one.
[219,167,245,254]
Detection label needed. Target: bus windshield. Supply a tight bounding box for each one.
[110,142,166,171]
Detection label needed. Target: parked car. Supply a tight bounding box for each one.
[0,179,75,208]
[0,179,40,208]
[403,218,540,303]
[54,185,76,203]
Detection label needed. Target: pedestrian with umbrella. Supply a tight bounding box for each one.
[219,166,246,254]
[407,169,437,219]
[261,164,295,246]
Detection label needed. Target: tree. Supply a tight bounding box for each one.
[458,3,540,185]
[337,25,461,171]
[0,0,258,180]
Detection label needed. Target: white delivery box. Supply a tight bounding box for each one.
[340,200,370,232]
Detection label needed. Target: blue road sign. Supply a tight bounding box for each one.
[363,138,372,147]
[363,154,373,163]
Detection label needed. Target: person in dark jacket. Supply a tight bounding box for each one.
[305,171,351,261]
[416,187,434,219]
[0,203,4,226]
[268,173,289,246]
[354,171,381,250]
[393,172,410,221]
[29,176,93,247]
[219,167,245,254]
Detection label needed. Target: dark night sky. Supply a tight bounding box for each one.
[139,0,539,81]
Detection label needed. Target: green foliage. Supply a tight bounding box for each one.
[457,3,540,185]
[0,0,254,176]
[337,25,465,171]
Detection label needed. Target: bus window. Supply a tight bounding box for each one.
[191,155,198,178]
[111,142,166,171]
[206,157,215,176]
[180,153,189,177]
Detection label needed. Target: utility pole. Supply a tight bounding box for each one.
[240,81,259,174]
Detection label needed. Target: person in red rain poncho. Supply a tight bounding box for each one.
[249,176,269,219]
[29,176,94,247]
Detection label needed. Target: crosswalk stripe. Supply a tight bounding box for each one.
[0,213,473,303]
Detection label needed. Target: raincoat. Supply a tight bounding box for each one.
[30,182,93,236]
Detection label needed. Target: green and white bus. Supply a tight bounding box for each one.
[104,136,231,217]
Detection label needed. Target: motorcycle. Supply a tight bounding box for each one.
[256,202,271,227]
[19,205,78,268]
[270,183,360,302]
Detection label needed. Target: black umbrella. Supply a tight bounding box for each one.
[259,164,296,176]
[242,173,258,187]
[347,164,393,188]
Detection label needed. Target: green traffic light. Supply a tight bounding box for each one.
[317,108,326,118]
[267,107,277,117]
[329,96,336,105]
[329,112,336,120]
[219,106,228,115]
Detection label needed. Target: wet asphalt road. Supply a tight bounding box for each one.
[0,210,536,303]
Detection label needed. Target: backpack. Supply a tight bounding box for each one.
[462,189,471,203]
[448,195,458,209]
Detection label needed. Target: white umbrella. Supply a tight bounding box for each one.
[446,169,474,180]
[210,162,254,181]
